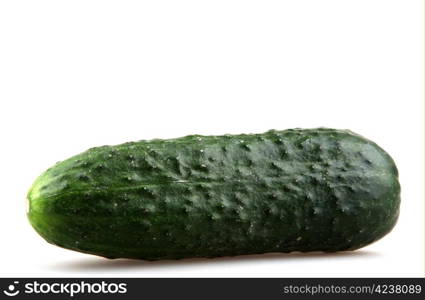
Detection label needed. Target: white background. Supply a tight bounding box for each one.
[0,0,423,277]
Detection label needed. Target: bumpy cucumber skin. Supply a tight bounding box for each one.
[27,128,400,260]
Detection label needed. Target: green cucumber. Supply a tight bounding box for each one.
[27,128,400,260]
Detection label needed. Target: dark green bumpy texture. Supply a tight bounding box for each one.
[27,128,400,260]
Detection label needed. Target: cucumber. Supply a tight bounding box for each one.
[27,128,400,260]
